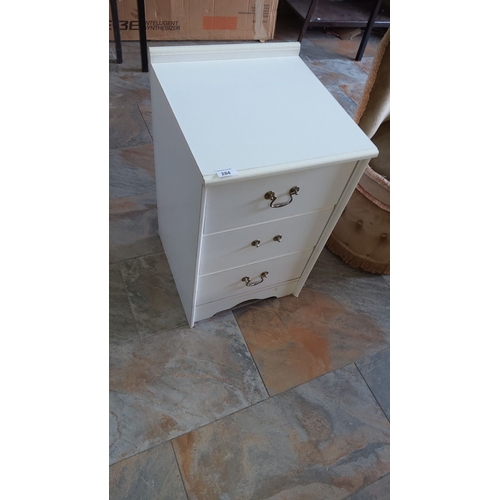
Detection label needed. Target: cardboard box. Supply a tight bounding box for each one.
[109,0,279,42]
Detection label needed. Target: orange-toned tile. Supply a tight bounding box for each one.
[355,56,375,74]
[233,287,388,395]
[109,441,187,499]
[340,82,367,106]
[110,143,156,199]
[109,107,152,150]
[312,35,381,59]
[173,365,389,499]
[110,311,267,464]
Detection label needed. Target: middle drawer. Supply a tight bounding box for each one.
[199,209,332,276]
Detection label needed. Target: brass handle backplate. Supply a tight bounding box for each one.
[241,272,269,287]
[265,186,300,208]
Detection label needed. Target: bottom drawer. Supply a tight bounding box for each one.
[194,280,299,324]
[196,250,311,305]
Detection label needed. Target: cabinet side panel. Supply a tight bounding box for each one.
[293,158,371,296]
[150,68,203,324]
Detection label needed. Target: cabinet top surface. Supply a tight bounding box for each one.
[150,43,377,178]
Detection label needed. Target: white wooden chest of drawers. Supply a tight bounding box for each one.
[149,42,378,327]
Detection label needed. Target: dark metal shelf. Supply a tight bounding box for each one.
[286,0,389,60]
[287,0,389,28]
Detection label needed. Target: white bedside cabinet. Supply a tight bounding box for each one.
[149,42,378,327]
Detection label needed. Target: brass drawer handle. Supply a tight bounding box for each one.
[265,186,299,208]
[242,272,269,287]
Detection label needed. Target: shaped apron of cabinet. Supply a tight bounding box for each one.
[149,42,378,327]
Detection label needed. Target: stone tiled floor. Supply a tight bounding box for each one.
[109,9,389,500]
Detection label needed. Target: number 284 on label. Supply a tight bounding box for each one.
[215,168,238,178]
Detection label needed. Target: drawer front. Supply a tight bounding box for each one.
[196,250,311,305]
[204,162,355,234]
[199,209,331,276]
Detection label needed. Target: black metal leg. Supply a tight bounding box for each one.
[137,0,148,72]
[298,0,320,42]
[355,0,382,61]
[110,0,122,64]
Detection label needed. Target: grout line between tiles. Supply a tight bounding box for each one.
[109,390,271,468]
[231,310,271,399]
[171,440,190,500]
[138,104,154,140]
[354,349,390,423]
[344,472,390,499]
[336,84,360,111]
[110,249,164,266]
[109,353,389,467]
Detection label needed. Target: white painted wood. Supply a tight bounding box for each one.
[151,52,378,177]
[149,68,204,325]
[200,209,332,276]
[148,42,300,64]
[149,42,379,326]
[202,154,373,186]
[204,162,354,234]
[189,184,208,327]
[193,281,299,324]
[197,250,311,305]
[293,158,372,296]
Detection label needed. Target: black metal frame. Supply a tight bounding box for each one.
[110,0,122,64]
[355,0,382,61]
[137,0,149,72]
[295,0,388,60]
[109,0,149,71]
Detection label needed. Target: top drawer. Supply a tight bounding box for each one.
[203,162,355,234]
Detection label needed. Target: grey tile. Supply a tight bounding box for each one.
[109,143,156,199]
[119,252,188,336]
[299,38,339,61]
[356,348,390,420]
[109,441,187,500]
[109,71,151,108]
[325,83,359,118]
[305,58,369,87]
[109,311,268,464]
[138,105,153,137]
[355,56,375,75]
[110,264,140,348]
[311,34,381,61]
[110,192,157,215]
[173,364,390,500]
[309,247,368,281]
[307,252,390,336]
[340,82,367,107]
[109,208,162,264]
[347,474,390,500]
[110,107,152,150]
